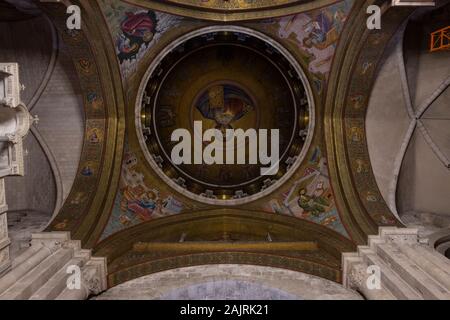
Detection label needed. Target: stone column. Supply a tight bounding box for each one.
[0,180,10,275]
[56,257,107,300]
[0,63,34,275]
[343,227,450,300]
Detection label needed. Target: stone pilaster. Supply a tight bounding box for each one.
[343,227,450,300]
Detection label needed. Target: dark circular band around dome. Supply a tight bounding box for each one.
[137,27,314,205]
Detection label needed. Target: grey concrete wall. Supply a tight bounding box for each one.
[397,129,450,216]
[94,265,362,300]
[366,5,450,221]
[0,15,53,106]
[405,11,450,110]
[32,34,85,207]
[398,11,450,218]
[0,14,84,255]
[1,15,84,214]
[366,33,410,213]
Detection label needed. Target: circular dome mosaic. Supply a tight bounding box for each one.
[137,27,314,205]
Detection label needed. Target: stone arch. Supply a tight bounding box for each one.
[95,265,362,300]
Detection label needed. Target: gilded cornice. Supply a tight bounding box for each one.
[123,0,341,21]
[41,0,127,248]
[94,209,355,286]
[323,0,412,244]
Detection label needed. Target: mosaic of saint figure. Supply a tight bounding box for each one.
[302,9,346,50]
[195,84,255,134]
[297,187,330,217]
[121,187,159,221]
[117,10,157,63]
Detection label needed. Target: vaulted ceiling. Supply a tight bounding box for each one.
[2,0,448,287]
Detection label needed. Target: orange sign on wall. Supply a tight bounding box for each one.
[430,26,450,52]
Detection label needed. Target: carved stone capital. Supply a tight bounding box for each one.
[5,134,20,144]
[81,258,108,296]
[347,263,367,289]
[82,267,102,295]
[0,98,14,108]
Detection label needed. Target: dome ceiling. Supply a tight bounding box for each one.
[35,0,418,285]
[5,0,449,297]
[139,29,312,204]
[48,0,357,247]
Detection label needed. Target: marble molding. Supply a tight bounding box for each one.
[343,227,450,300]
[0,232,107,300]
